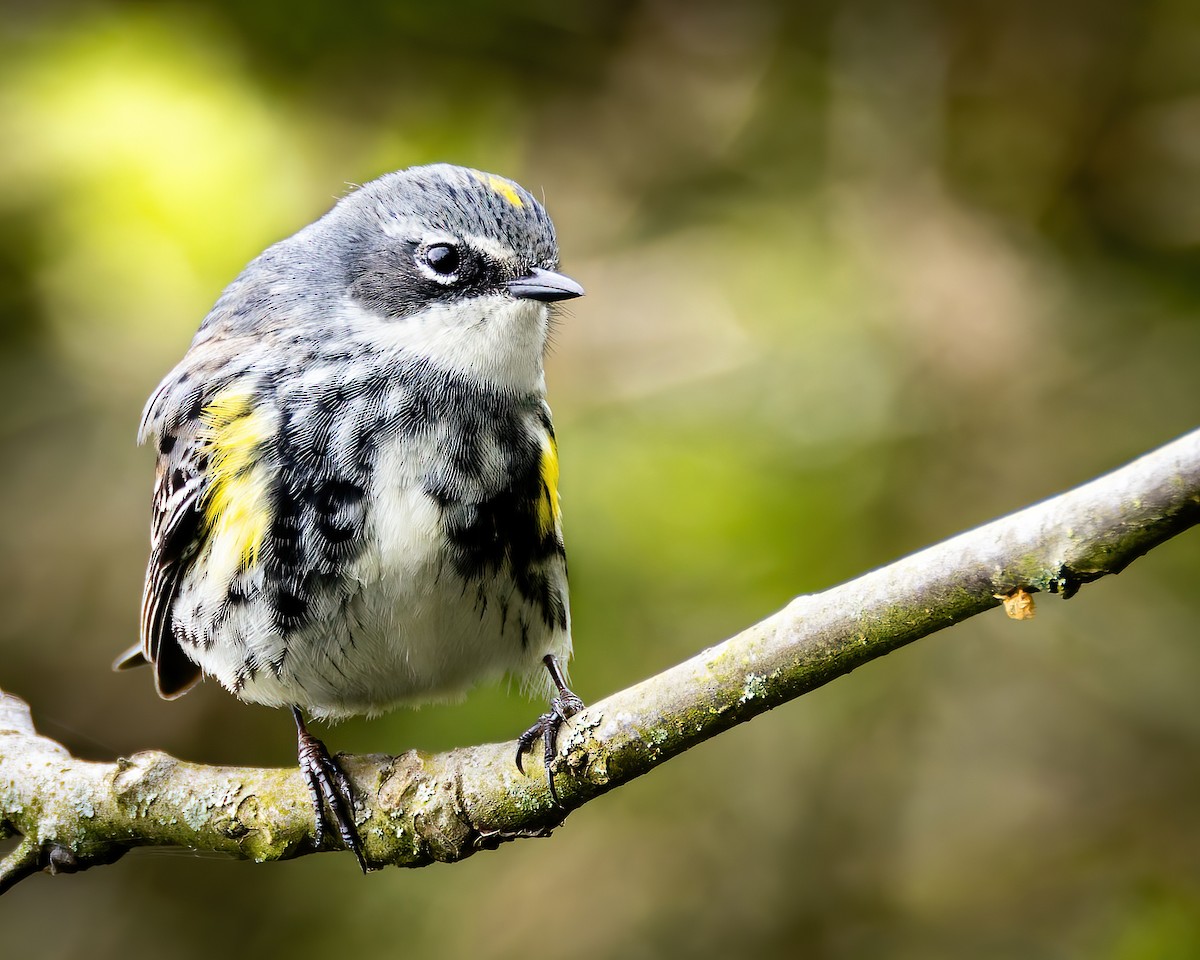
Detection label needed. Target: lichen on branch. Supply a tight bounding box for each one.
[3,427,1199,891]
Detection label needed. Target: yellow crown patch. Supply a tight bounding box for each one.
[474,171,525,209]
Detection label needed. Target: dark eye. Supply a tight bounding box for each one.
[424,243,460,276]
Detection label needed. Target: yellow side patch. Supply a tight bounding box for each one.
[198,389,273,571]
[536,432,561,539]
[474,170,525,209]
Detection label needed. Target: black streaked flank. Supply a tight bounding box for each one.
[315,480,365,547]
[252,355,566,639]
[227,580,252,605]
[274,578,312,632]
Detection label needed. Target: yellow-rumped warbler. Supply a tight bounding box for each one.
[114,164,585,869]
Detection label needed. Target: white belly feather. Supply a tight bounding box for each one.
[213,434,570,719]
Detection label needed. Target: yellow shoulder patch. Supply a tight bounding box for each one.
[474,170,525,209]
[536,432,561,539]
[198,389,274,572]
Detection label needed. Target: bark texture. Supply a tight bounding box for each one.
[3,427,1198,890]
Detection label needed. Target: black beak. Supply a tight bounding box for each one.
[507,267,585,303]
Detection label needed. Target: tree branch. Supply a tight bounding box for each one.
[3,428,1199,887]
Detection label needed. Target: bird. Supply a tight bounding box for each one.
[114,163,585,870]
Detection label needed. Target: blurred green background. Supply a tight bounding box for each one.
[2,0,1200,956]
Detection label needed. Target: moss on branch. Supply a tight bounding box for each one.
[3,428,1199,889]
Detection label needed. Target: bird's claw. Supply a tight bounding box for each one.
[516,685,584,806]
[293,707,368,872]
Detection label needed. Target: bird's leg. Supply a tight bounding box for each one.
[516,654,585,806]
[292,706,367,872]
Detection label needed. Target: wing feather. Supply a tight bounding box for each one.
[122,343,268,697]
[136,454,207,698]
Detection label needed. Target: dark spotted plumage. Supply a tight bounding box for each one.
[115,163,585,865]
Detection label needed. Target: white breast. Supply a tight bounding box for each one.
[233,432,569,720]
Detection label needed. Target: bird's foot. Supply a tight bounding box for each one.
[516,654,584,806]
[292,707,367,872]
